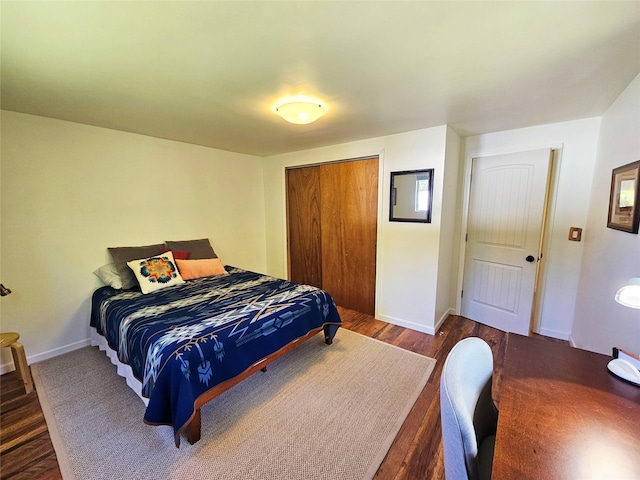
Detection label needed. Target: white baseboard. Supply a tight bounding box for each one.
[1,362,16,375]
[435,309,454,333]
[536,327,571,342]
[568,333,578,348]
[0,337,91,375]
[377,314,436,336]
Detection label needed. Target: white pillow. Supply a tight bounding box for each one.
[93,263,123,289]
[127,251,185,294]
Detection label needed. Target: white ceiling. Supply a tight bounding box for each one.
[1,1,639,157]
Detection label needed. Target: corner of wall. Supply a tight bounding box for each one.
[434,127,462,323]
[571,73,640,355]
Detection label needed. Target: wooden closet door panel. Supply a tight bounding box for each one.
[318,163,344,305]
[286,166,322,288]
[320,158,378,315]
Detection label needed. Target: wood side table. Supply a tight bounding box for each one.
[0,332,34,394]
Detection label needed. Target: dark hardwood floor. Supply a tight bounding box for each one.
[342,309,510,480]
[0,368,61,479]
[0,309,565,479]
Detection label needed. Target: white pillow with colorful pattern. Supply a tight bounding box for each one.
[127,251,185,294]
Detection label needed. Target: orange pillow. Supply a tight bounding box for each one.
[175,258,227,280]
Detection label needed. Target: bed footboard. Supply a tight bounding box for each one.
[182,324,338,445]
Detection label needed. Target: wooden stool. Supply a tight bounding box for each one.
[0,332,34,394]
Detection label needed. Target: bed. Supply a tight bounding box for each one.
[90,265,341,446]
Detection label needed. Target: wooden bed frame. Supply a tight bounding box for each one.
[177,324,336,444]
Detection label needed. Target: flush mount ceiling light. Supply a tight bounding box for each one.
[275,98,326,125]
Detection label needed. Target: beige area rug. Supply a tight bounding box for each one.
[32,329,436,480]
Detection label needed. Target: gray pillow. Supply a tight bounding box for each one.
[93,263,123,289]
[164,239,217,260]
[108,243,165,290]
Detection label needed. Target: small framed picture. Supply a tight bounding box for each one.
[607,160,640,234]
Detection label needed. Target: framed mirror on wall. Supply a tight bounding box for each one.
[389,169,434,223]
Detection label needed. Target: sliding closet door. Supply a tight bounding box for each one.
[286,157,378,316]
[320,158,378,315]
[287,166,322,288]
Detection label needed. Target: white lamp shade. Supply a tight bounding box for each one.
[615,278,640,309]
[276,101,326,124]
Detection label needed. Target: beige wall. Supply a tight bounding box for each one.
[0,111,266,369]
[573,73,640,355]
[3,74,637,370]
[463,117,601,340]
[435,127,462,328]
[263,125,461,335]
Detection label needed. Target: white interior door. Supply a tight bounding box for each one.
[461,148,552,335]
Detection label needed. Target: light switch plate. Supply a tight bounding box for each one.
[568,227,582,241]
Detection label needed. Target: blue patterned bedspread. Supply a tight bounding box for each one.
[90,266,341,445]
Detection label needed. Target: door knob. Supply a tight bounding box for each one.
[525,255,536,263]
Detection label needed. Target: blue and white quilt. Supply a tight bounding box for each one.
[90,266,341,445]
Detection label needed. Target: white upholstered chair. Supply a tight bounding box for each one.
[440,337,499,480]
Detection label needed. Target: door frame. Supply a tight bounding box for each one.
[455,145,563,334]
[281,152,386,319]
